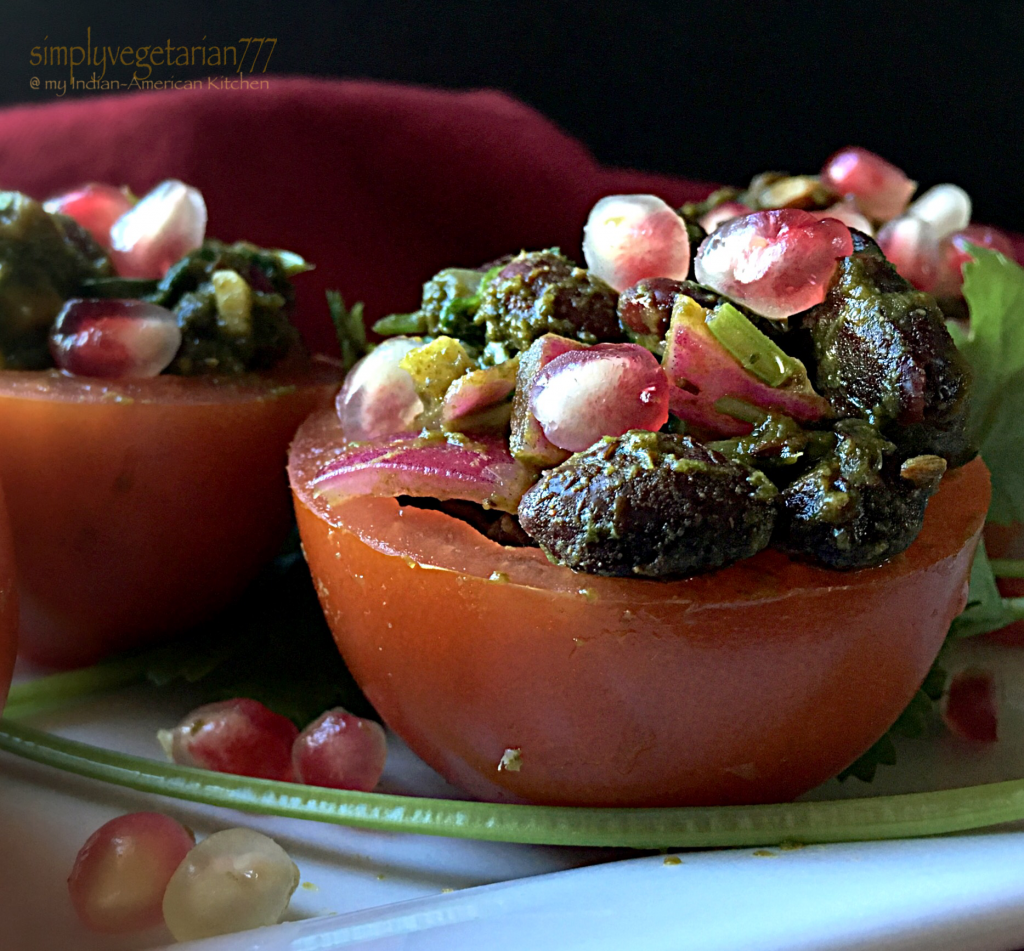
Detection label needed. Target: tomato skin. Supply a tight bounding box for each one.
[0,483,17,709]
[291,409,990,807]
[0,361,338,668]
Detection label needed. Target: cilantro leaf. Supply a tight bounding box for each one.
[949,247,1024,523]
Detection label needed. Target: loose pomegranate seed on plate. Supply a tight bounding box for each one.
[158,698,298,781]
[49,298,182,379]
[942,668,999,743]
[67,812,194,934]
[819,146,916,222]
[582,194,691,291]
[43,183,134,251]
[109,179,207,279]
[162,827,300,942]
[694,209,853,320]
[292,707,388,791]
[530,343,670,451]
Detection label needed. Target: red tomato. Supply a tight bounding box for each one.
[0,359,338,668]
[0,483,17,709]
[290,408,990,807]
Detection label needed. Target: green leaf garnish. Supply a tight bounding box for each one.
[372,311,428,336]
[949,246,1024,524]
[327,290,368,373]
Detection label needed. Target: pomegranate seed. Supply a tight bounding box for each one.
[820,147,916,222]
[814,199,874,236]
[876,216,940,290]
[109,179,207,279]
[582,194,691,291]
[336,336,425,441]
[698,201,751,234]
[694,209,854,321]
[68,812,194,934]
[932,224,1017,297]
[906,184,972,239]
[158,698,298,781]
[49,298,181,379]
[530,343,669,452]
[162,828,299,942]
[292,708,388,791]
[43,183,134,251]
[943,668,998,743]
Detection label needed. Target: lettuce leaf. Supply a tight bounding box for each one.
[948,247,1024,524]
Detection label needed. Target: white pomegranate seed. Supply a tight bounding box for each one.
[162,828,300,943]
[109,179,207,279]
[815,199,874,236]
[906,184,972,239]
[158,698,298,781]
[932,224,1017,297]
[43,183,134,251]
[582,194,691,291]
[530,343,669,452]
[68,812,194,934]
[942,668,998,743]
[876,216,940,291]
[820,147,916,222]
[336,336,425,441]
[698,201,750,234]
[49,298,181,379]
[694,209,854,320]
[292,708,388,791]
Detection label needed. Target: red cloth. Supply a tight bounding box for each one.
[0,77,710,354]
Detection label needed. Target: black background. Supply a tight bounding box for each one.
[4,0,1022,228]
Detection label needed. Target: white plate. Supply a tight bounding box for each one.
[3,634,1024,951]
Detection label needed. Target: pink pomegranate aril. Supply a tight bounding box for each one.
[43,183,134,251]
[932,224,1017,297]
[158,698,298,782]
[292,708,388,792]
[582,194,691,291]
[109,179,207,279]
[336,337,425,441]
[876,216,939,291]
[699,201,751,234]
[942,669,998,743]
[694,209,853,321]
[49,298,181,379]
[68,812,195,934]
[819,147,916,222]
[814,199,874,236]
[530,344,669,452]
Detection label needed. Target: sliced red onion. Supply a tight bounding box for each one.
[694,210,853,321]
[582,194,691,292]
[662,296,829,436]
[312,433,535,514]
[698,201,751,234]
[442,359,517,426]
[877,216,940,291]
[49,298,181,379]
[109,180,207,279]
[530,344,669,452]
[932,224,1016,297]
[510,334,589,466]
[906,184,972,240]
[942,668,998,743]
[336,337,425,442]
[819,147,916,222]
[814,199,874,236]
[43,183,134,251]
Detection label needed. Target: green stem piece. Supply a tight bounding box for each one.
[5,718,1024,849]
[705,303,798,387]
[991,559,1024,580]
